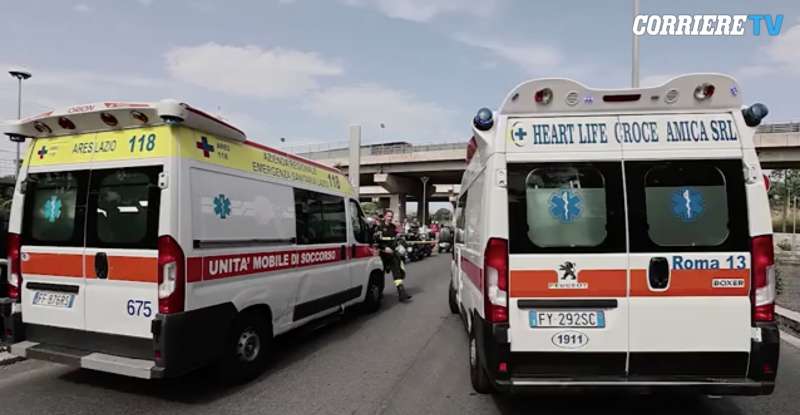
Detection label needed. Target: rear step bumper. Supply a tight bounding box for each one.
[10,340,160,379]
[496,378,774,395]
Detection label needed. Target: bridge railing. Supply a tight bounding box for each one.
[757,123,800,133]
[286,140,467,160]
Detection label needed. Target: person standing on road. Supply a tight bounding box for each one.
[376,209,412,302]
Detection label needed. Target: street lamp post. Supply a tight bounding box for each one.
[9,69,32,175]
[632,0,640,87]
[420,176,429,225]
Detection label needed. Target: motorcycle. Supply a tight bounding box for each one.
[437,226,453,253]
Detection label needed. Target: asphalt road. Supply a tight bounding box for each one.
[1,254,799,415]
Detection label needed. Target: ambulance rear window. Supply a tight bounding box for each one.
[507,163,625,253]
[87,167,162,249]
[23,171,87,246]
[626,159,748,252]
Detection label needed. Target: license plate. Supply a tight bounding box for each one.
[529,310,605,328]
[32,291,76,309]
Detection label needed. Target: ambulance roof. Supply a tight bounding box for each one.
[4,99,346,182]
[3,99,246,142]
[498,73,742,115]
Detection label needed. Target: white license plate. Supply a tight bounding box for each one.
[529,310,605,328]
[32,291,76,308]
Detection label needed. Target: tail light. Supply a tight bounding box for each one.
[763,174,771,192]
[6,233,21,301]
[158,235,185,314]
[484,238,508,323]
[466,136,477,163]
[750,235,775,322]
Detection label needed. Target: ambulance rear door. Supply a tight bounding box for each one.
[620,113,752,378]
[82,127,170,338]
[505,115,630,377]
[20,137,93,331]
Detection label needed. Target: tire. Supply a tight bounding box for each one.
[469,325,492,394]
[362,272,383,313]
[448,282,459,314]
[220,311,271,383]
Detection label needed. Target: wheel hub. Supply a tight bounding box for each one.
[236,328,261,363]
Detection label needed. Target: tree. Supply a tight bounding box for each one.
[360,201,379,216]
[769,169,800,232]
[432,208,452,223]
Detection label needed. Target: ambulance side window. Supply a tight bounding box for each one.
[23,171,88,246]
[349,200,370,243]
[294,189,347,244]
[626,160,748,251]
[507,163,625,253]
[455,192,467,244]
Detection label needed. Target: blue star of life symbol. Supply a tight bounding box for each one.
[730,85,738,97]
[671,187,704,222]
[213,194,231,219]
[549,189,582,224]
[42,195,62,223]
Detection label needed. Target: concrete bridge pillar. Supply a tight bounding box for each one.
[389,193,406,222]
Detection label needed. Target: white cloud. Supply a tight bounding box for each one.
[453,33,561,71]
[739,19,800,78]
[306,84,458,141]
[343,0,499,23]
[164,43,343,99]
[73,3,92,13]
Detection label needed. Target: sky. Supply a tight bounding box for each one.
[1,0,799,157]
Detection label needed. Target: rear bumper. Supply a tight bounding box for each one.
[1,299,237,379]
[10,340,160,379]
[495,378,774,396]
[474,315,780,396]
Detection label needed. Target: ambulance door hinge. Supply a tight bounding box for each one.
[743,161,759,185]
[158,172,169,189]
[496,168,507,188]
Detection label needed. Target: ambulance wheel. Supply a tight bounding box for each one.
[362,271,384,313]
[448,282,459,314]
[469,325,492,394]
[222,311,271,382]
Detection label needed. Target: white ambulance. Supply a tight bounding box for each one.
[448,74,779,395]
[0,100,384,380]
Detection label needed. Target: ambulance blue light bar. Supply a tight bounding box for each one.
[498,73,743,115]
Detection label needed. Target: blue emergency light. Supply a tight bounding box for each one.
[473,107,494,131]
[742,103,768,127]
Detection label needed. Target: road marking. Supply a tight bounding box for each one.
[780,330,800,350]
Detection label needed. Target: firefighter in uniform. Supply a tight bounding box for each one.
[375,210,412,302]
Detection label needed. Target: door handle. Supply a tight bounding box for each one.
[648,257,669,289]
[95,252,108,280]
